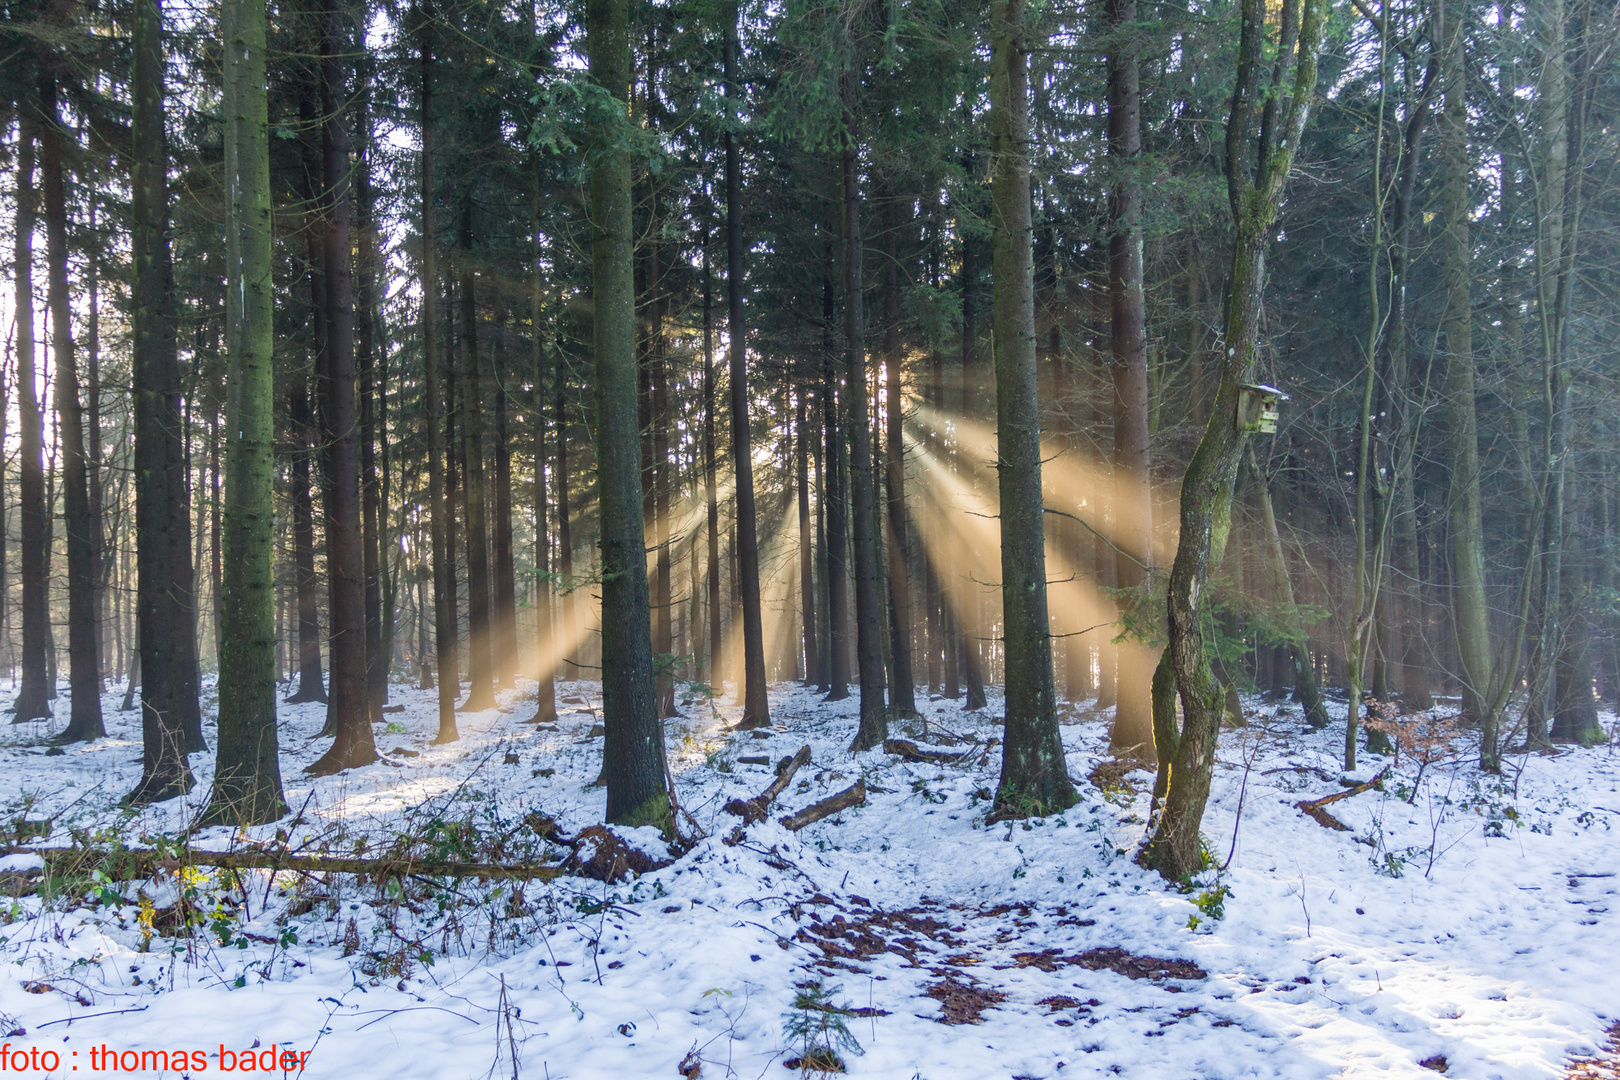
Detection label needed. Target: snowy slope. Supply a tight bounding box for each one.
[0,677,1614,1079]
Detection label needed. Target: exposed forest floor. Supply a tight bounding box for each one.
[0,678,1616,1079]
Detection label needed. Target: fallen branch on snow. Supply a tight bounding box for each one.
[779,780,866,831]
[724,745,812,824]
[1294,767,1390,831]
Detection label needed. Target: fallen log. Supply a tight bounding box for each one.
[779,779,866,832]
[883,739,969,765]
[1294,767,1390,831]
[724,745,812,824]
[0,845,566,884]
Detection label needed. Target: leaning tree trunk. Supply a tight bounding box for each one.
[1144,0,1327,881]
[12,117,51,726]
[990,0,1074,816]
[126,0,193,801]
[42,80,106,744]
[590,0,668,827]
[204,0,287,824]
[308,0,377,775]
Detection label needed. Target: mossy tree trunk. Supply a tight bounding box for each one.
[1144,0,1327,881]
[204,0,286,824]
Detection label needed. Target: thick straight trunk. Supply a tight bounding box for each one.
[13,117,50,725]
[42,81,105,743]
[205,0,286,824]
[726,15,770,729]
[418,13,456,741]
[881,201,917,717]
[126,0,194,801]
[88,210,108,688]
[1552,489,1602,743]
[308,0,377,775]
[842,80,887,751]
[990,0,1073,814]
[1106,0,1154,758]
[591,0,668,827]
[457,210,495,713]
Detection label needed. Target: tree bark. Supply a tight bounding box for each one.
[702,243,723,688]
[418,8,457,743]
[798,388,821,687]
[308,0,377,775]
[41,79,105,743]
[1144,0,1327,880]
[12,115,50,726]
[204,0,286,824]
[591,0,669,826]
[958,215,988,712]
[456,205,496,713]
[881,198,917,717]
[1439,0,1494,752]
[125,0,194,801]
[990,0,1073,814]
[823,271,850,700]
[1106,0,1154,758]
[842,73,887,751]
[726,10,771,730]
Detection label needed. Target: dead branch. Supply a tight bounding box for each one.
[883,739,969,765]
[1,845,567,883]
[723,745,812,824]
[1294,767,1390,831]
[779,779,866,832]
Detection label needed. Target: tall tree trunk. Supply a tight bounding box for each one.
[1145,0,1327,880]
[959,216,988,711]
[1106,0,1154,758]
[990,0,1073,814]
[555,343,575,678]
[308,0,377,775]
[528,207,557,726]
[823,271,850,700]
[12,115,50,725]
[358,85,387,711]
[726,9,770,730]
[88,205,108,688]
[702,244,723,689]
[591,0,668,826]
[492,327,517,691]
[842,73,887,751]
[881,199,917,717]
[457,204,496,712]
[1440,0,1494,753]
[42,79,105,743]
[418,8,456,742]
[288,106,328,707]
[205,0,286,823]
[126,0,194,800]
[798,388,821,686]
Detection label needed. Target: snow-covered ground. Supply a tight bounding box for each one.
[0,675,1615,1079]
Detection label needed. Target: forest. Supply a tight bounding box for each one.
[0,0,1617,1073]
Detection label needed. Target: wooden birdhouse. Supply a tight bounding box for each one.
[1237,383,1287,435]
